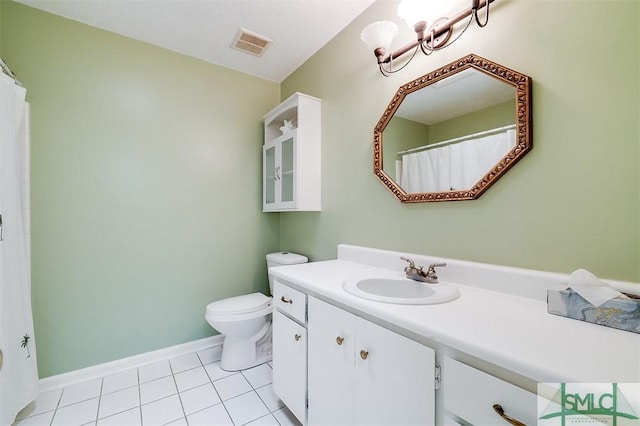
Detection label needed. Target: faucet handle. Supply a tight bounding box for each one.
[400,256,416,269]
[426,262,447,279]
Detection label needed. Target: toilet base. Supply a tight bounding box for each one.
[220,351,272,372]
[219,322,273,371]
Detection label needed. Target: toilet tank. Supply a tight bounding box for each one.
[266,252,308,293]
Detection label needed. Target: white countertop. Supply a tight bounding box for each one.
[271,254,640,385]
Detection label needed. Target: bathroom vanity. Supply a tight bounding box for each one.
[270,245,640,425]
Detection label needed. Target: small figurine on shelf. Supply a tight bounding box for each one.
[280,120,294,134]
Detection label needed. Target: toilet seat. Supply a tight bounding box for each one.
[206,293,272,317]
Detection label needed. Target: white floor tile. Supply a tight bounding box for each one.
[12,410,55,426]
[141,395,184,425]
[186,404,233,426]
[197,346,222,365]
[51,398,100,426]
[16,388,62,420]
[22,345,296,426]
[139,376,177,405]
[96,407,141,426]
[245,413,280,426]
[213,373,252,401]
[165,417,188,425]
[272,407,302,426]
[98,386,139,419]
[174,366,210,392]
[59,378,102,407]
[223,391,269,426]
[204,362,236,381]
[242,363,272,389]
[255,385,284,412]
[179,383,221,415]
[169,352,201,373]
[101,369,138,395]
[138,360,172,384]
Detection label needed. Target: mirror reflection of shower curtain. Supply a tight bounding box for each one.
[0,72,38,426]
[401,128,516,192]
[401,148,450,192]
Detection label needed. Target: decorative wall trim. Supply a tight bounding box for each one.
[39,335,224,392]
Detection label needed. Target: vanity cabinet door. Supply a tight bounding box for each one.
[272,310,307,424]
[307,297,356,425]
[307,297,435,426]
[355,317,435,426]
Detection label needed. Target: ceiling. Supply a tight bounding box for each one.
[14,0,376,83]
[396,68,515,125]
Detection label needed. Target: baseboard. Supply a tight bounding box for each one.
[39,335,224,392]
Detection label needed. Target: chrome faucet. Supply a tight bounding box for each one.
[401,257,446,284]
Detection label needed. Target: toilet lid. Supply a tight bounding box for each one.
[206,293,272,315]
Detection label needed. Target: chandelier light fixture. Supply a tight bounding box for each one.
[361,0,493,76]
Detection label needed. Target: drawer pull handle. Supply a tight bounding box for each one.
[360,350,368,360]
[280,296,293,304]
[492,404,527,426]
[336,336,344,345]
[294,334,301,342]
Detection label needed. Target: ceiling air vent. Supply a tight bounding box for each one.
[231,28,272,57]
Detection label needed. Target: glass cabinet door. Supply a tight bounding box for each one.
[263,132,297,211]
[264,144,276,206]
[280,137,295,203]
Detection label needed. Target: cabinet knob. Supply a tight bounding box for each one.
[492,404,526,426]
[336,336,344,345]
[360,350,369,360]
[280,296,293,304]
[294,334,301,342]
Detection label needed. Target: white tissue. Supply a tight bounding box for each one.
[568,269,624,307]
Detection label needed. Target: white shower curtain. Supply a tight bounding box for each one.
[401,128,516,192]
[0,72,38,426]
[449,128,515,190]
[401,147,450,192]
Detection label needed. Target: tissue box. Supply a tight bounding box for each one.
[547,289,640,334]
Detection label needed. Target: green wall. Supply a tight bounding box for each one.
[427,100,516,144]
[382,116,429,179]
[1,1,280,377]
[281,0,640,282]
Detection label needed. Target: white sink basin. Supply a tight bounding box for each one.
[343,277,460,305]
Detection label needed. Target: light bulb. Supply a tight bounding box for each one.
[397,0,431,29]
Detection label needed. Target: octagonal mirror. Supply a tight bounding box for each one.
[373,54,532,202]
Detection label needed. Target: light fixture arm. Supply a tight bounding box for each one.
[380,0,494,66]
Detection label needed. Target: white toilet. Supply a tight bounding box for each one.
[205,252,308,371]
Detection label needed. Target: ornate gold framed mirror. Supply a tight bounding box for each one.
[373,54,532,202]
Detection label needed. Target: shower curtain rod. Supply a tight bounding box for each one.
[397,124,516,156]
[0,58,22,86]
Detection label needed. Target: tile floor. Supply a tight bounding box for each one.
[13,346,302,426]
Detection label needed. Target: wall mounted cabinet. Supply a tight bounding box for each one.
[263,92,321,212]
